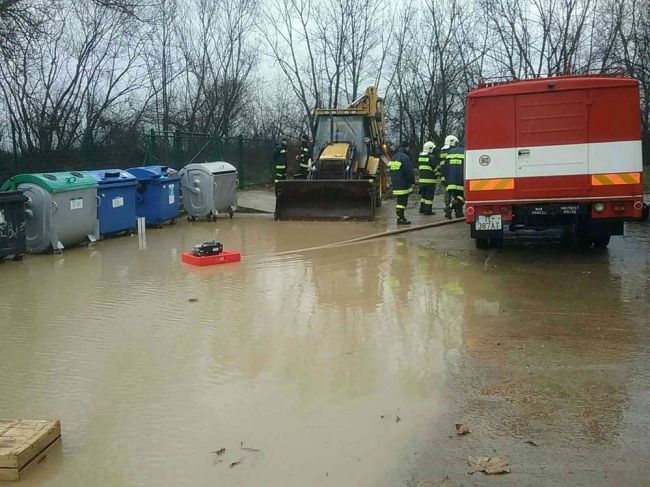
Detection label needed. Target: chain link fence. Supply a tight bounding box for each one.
[0,129,278,188]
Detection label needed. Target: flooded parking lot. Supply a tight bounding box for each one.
[1,203,649,486]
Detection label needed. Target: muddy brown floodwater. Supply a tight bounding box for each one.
[1,203,649,486]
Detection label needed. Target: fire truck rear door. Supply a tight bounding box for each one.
[515,90,589,198]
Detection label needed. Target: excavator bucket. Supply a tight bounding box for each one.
[274,180,376,221]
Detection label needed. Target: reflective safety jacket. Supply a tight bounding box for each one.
[444,145,465,192]
[389,149,415,196]
[439,144,449,185]
[273,144,287,173]
[417,152,440,185]
[298,142,311,169]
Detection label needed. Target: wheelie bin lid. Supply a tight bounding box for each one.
[0,172,98,193]
[183,161,237,175]
[82,170,138,188]
[0,190,28,204]
[127,165,180,182]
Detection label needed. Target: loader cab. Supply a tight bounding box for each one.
[312,114,370,179]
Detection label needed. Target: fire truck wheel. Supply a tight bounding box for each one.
[475,238,490,250]
[593,236,611,249]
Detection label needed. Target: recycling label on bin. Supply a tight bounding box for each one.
[168,185,175,205]
[70,197,83,210]
[112,196,124,208]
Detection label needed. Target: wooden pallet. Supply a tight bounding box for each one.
[0,420,61,480]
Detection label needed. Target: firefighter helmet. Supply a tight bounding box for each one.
[444,135,459,147]
[423,141,436,154]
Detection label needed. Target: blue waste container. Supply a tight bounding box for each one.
[127,165,181,226]
[83,170,138,236]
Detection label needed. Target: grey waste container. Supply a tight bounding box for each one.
[180,162,238,221]
[0,172,99,253]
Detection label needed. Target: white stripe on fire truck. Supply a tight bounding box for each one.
[466,140,642,180]
[466,195,644,205]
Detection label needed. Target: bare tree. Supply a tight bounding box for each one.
[261,0,323,132]
[174,0,258,136]
[0,1,146,153]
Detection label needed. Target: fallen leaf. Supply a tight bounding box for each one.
[230,458,243,468]
[210,448,226,456]
[468,456,510,475]
[455,423,471,435]
[188,298,198,303]
[395,416,401,423]
[525,440,538,447]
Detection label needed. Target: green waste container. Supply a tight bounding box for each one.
[0,191,28,261]
[0,172,99,253]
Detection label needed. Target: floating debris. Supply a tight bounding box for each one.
[468,456,510,474]
[230,457,243,468]
[240,441,261,452]
[210,447,226,456]
[455,423,471,435]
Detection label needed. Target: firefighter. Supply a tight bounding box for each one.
[442,135,465,219]
[439,140,450,210]
[418,140,438,215]
[295,134,312,179]
[389,141,415,225]
[273,138,288,183]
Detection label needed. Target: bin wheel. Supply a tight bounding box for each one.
[13,254,23,262]
[188,216,195,222]
[170,219,177,225]
[211,214,218,222]
[229,210,234,219]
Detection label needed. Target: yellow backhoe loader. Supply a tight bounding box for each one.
[274,86,389,221]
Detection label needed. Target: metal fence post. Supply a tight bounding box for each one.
[237,134,244,188]
[213,135,223,161]
[174,129,182,167]
[11,121,18,176]
[145,128,156,165]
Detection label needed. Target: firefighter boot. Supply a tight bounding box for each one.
[397,209,411,226]
[444,206,452,219]
[419,201,426,214]
[453,197,464,218]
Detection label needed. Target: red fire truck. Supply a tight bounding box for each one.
[465,74,645,249]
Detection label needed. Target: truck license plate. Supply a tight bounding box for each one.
[476,215,502,231]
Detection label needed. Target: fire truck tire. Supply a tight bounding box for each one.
[577,236,593,248]
[560,229,574,247]
[475,238,490,250]
[593,236,611,249]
